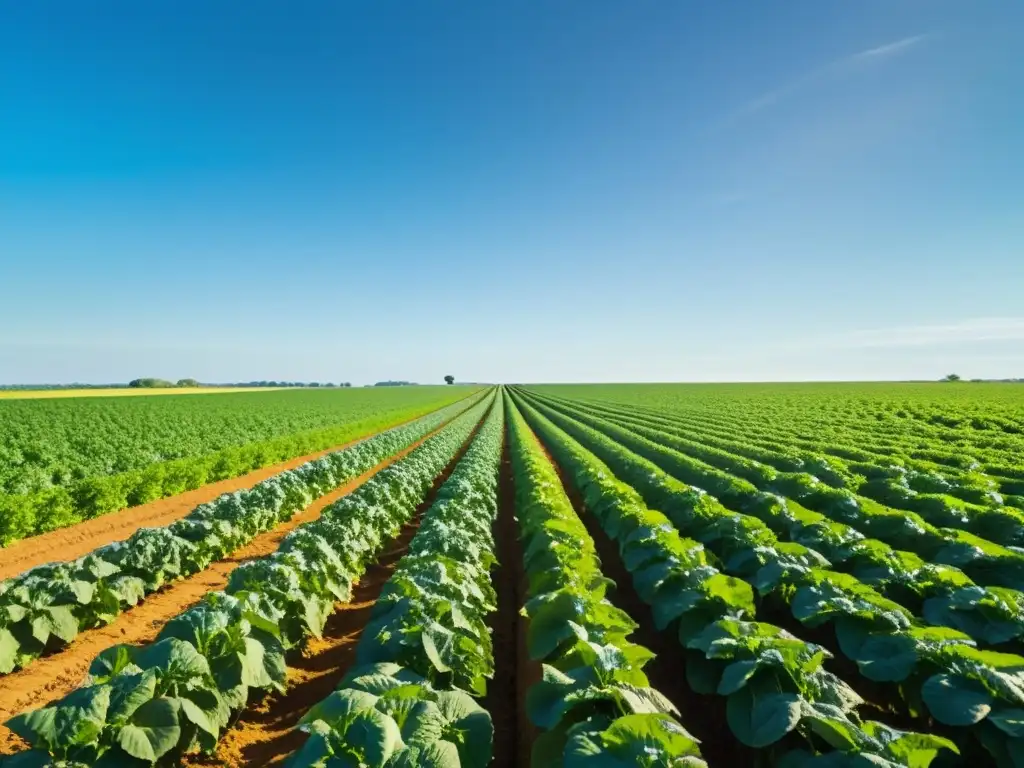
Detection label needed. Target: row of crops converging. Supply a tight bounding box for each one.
[2,385,1023,767]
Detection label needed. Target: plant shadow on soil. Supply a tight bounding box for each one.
[186,405,492,767]
[482,429,539,768]
[215,522,419,767]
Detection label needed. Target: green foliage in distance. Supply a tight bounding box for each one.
[3,394,495,766]
[0,395,487,678]
[0,386,479,546]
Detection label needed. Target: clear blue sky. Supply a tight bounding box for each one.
[2,1,1022,384]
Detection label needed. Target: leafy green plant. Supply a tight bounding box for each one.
[3,395,495,765]
[506,397,707,767]
[515,393,958,764]
[282,397,506,766]
[0,393,490,678]
[514,387,1024,764]
[0,386,483,545]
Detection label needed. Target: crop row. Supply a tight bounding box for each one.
[551,392,1024,517]
[532,392,1024,558]
[283,393,506,767]
[521,390,1024,604]
[537,384,1023,479]
[511,391,959,767]
[0,387,479,546]
[505,393,709,766]
[0,392,488,678]
[648,394,1022,491]
[512,389,1024,766]
[534,390,1024,647]
[1,393,494,767]
[573,388,1024,487]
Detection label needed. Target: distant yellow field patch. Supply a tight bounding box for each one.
[0,387,287,400]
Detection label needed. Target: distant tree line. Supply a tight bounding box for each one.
[127,378,197,388]
[0,380,359,391]
[220,381,353,388]
[940,374,1024,383]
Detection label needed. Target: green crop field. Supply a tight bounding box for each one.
[0,386,478,544]
[2,383,1023,768]
[0,387,286,400]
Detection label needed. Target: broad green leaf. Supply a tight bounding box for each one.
[116,697,181,761]
[238,636,272,688]
[434,690,493,768]
[650,588,705,631]
[801,705,863,752]
[389,741,461,767]
[921,674,993,726]
[8,684,110,753]
[854,635,918,682]
[89,645,137,683]
[133,637,210,679]
[344,663,427,695]
[615,683,678,716]
[33,607,78,645]
[685,656,721,695]
[726,688,802,747]
[421,624,455,674]
[0,627,20,674]
[299,689,379,727]
[988,708,1024,738]
[884,730,960,767]
[284,721,334,767]
[705,573,756,615]
[717,660,759,696]
[179,696,219,737]
[106,669,158,725]
[599,713,705,764]
[526,666,579,728]
[398,700,445,747]
[344,708,404,766]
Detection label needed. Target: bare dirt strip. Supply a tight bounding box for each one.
[181,408,492,767]
[0,423,455,756]
[0,412,437,580]
[483,431,537,768]
[188,517,422,768]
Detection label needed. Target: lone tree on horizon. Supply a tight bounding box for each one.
[444,375,455,385]
[942,373,962,382]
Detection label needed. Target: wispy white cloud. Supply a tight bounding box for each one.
[839,317,1024,348]
[770,318,1024,353]
[734,34,929,119]
[850,35,928,62]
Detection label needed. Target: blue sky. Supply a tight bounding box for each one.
[1,1,1021,384]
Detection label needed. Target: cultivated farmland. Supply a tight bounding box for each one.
[1,383,1023,767]
[0,386,477,545]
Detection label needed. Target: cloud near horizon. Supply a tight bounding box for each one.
[819,318,1024,350]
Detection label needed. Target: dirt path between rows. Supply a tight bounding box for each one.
[484,430,537,768]
[182,406,491,767]
[0,415,437,581]
[191,517,422,768]
[0,426,449,755]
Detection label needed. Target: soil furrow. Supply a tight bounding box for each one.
[0,428,448,755]
[0,413,437,580]
[484,428,535,768]
[180,404,492,767]
[189,517,423,767]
